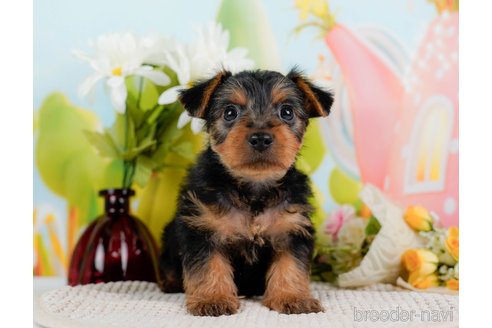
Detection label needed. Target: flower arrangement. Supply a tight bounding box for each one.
[74,22,254,189]
[313,185,459,293]
[312,204,381,282]
[399,206,459,291]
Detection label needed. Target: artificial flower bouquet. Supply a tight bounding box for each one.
[312,185,424,287]
[398,206,459,292]
[74,22,254,189]
[312,203,381,283]
[312,184,458,293]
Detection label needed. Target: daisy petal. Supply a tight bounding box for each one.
[135,66,171,86]
[78,73,103,98]
[107,76,127,113]
[158,85,184,105]
[190,118,205,134]
[177,111,192,129]
[72,50,93,63]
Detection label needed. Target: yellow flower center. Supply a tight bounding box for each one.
[111,67,123,76]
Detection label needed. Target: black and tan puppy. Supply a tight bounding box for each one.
[159,69,333,316]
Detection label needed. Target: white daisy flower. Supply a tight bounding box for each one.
[158,22,254,134]
[75,32,171,113]
[141,34,177,66]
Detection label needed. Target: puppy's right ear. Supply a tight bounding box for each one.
[178,71,232,118]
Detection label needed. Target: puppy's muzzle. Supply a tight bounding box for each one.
[248,132,273,152]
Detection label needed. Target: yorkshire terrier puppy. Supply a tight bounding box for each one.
[159,68,333,316]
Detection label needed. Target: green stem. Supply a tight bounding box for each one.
[122,77,144,189]
[122,110,129,188]
[124,159,136,189]
[137,77,144,110]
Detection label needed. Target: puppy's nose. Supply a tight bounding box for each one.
[248,132,273,152]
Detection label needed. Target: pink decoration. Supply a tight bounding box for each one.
[324,24,404,188]
[323,13,458,227]
[385,13,459,227]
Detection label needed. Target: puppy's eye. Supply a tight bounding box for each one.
[224,105,239,121]
[279,104,294,122]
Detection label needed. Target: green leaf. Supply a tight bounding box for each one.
[122,139,156,160]
[109,114,136,152]
[84,130,120,158]
[139,79,160,111]
[170,142,194,161]
[125,90,146,127]
[365,216,382,236]
[133,156,156,187]
[146,105,165,125]
[151,119,184,164]
[35,93,127,224]
[97,159,124,190]
[36,93,101,196]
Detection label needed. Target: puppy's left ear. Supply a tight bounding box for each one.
[178,71,232,118]
[287,69,334,118]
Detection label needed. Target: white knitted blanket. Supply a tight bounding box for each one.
[34,281,458,328]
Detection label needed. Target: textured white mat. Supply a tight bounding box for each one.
[34,281,458,328]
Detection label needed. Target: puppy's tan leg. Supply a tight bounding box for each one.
[263,252,324,314]
[184,252,239,316]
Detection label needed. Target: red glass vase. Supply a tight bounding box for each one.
[68,189,159,286]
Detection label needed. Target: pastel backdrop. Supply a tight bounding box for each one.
[34,0,457,276]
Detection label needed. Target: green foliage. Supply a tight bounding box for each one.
[312,213,382,282]
[365,216,382,236]
[136,128,205,245]
[35,93,122,224]
[84,75,198,189]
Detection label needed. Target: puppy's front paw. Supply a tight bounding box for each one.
[187,297,239,316]
[263,296,324,314]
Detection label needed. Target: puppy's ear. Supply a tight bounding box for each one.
[287,68,334,118]
[178,71,232,118]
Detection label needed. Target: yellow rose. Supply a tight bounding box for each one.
[446,279,459,291]
[408,272,440,289]
[404,205,433,231]
[401,249,438,275]
[445,226,459,261]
